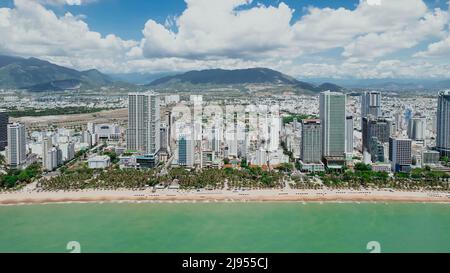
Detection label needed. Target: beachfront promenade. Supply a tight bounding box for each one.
[1,187,449,205]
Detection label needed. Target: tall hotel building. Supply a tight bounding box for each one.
[301,119,322,163]
[320,91,347,165]
[6,123,27,168]
[0,110,8,151]
[361,91,382,119]
[127,92,161,157]
[346,116,354,155]
[390,137,412,173]
[436,90,450,157]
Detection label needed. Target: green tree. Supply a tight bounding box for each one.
[354,163,372,172]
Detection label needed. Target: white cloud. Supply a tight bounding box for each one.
[0,0,136,71]
[136,0,448,62]
[415,35,450,57]
[1,0,450,78]
[139,0,295,59]
[342,8,449,60]
[38,0,94,6]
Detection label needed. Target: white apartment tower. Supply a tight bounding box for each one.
[127,92,161,156]
[6,123,27,168]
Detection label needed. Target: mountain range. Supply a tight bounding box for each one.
[3,54,448,92]
[0,55,112,91]
[147,68,343,92]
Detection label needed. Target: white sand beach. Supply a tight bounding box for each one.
[0,188,449,205]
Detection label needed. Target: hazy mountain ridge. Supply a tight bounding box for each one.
[148,68,301,86]
[0,55,113,90]
[148,68,344,93]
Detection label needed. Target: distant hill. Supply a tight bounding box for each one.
[316,83,343,92]
[147,67,343,93]
[25,79,82,92]
[109,72,178,85]
[0,55,113,90]
[148,68,301,86]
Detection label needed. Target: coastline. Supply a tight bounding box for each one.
[1,188,449,206]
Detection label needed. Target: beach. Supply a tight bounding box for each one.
[1,188,449,205]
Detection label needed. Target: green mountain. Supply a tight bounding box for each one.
[148,68,301,86]
[148,68,343,93]
[316,82,343,92]
[0,55,113,90]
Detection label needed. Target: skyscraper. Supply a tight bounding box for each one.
[0,110,8,151]
[320,91,346,161]
[390,137,412,173]
[436,90,450,157]
[178,134,195,167]
[6,123,26,168]
[408,116,426,142]
[42,137,53,171]
[127,92,161,156]
[301,119,322,163]
[362,117,391,153]
[346,116,354,154]
[361,91,381,122]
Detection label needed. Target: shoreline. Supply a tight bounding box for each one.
[1,188,449,206]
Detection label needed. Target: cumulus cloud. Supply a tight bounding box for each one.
[139,0,294,59]
[137,0,447,61]
[342,8,449,60]
[0,0,136,71]
[38,0,94,6]
[1,0,450,78]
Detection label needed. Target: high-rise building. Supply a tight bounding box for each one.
[127,92,161,156]
[362,117,391,153]
[177,134,195,167]
[346,116,354,154]
[361,91,381,122]
[44,147,58,171]
[436,90,450,157]
[42,137,53,171]
[408,116,426,142]
[301,119,322,163]
[81,131,93,147]
[320,91,346,160]
[0,110,8,151]
[6,123,27,168]
[390,137,412,173]
[159,123,169,153]
[60,142,75,162]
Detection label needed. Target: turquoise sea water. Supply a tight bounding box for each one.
[0,202,449,253]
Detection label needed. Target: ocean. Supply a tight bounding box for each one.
[0,202,449,253]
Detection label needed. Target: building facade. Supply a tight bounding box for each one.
[436,90,450,157]
[390,138,412,172]
[346,116,354,155]
[0,110,8,151]
[361,91,382,122]
[408,116,426,142]
[362,117,391,158]
[127,92,161,157]
[6,123,27,168]
[320,91,346,161]
[301,119,322,163]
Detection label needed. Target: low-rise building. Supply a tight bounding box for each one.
[88,155,111,169]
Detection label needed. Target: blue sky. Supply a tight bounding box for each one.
[54,0,362,40]
[1,0,450,79]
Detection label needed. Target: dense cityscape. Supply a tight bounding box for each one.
[2,0,450,256]
[0,88,449,197]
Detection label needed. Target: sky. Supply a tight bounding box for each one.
[1,0,450,80]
